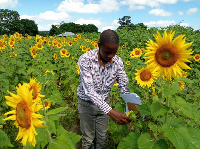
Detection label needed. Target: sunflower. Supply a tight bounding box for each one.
[30,46,37,58]
[65,52,70,58]
[43,99,51,110]
[57,42,62,48]
[3,83,44,146]
[68,41,73,46]
[77,34,81,39]
[0,39,6,50]
[14,32,20,38]
[113,80,117,86]
[130,48,143,58]
[122,45,126,49]
[93,43,98,49]
[53,53,57,60]
[9,40,15,48]
[81,46,87,52]
[10,35,15,42]
[35,42,43,50]
[76,63,80,74]
[25,78,45,101]
[60,48,67,57]
[178,81,185,91]
[3,34,8,39]
[135,67,157,88]
[144,30,193,79]
[193,54,200,61]
[126,61,130,65]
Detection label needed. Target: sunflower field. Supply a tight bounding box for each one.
[0,25,200,149]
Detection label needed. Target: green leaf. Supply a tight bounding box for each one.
[108,119,128,144]
[151,102,169,118]
[137,133,168,149]
[117,131,140,149]
[46,107,68,115]
[49,124,81,149]
[162,120,200,149]
[0,130,14,148]
[136,104,151,116]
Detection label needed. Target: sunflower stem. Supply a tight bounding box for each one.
[164,79,170,123]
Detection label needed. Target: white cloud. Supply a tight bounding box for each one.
[179,22,190,27]
[38,24,57,31]
[177,11,183,15]
[75,18,102,26]
[144,20,176,28]
[20,11,70,23]
[38,11,70,21]
[129,5,145,11]
[149,9,173,16]
[120,0,178,8]
[186,7,198,15]
[56,0,119,13]
[0,0,18,8]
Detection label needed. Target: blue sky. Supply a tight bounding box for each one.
[1,0,199,32]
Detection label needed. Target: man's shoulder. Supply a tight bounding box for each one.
[79,49,97,59]
[113,55,123,64]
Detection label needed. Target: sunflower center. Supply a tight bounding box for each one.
[16,101,31,129]
[135,51,140,55]
[140,70,152,81]
[155,45,178,67]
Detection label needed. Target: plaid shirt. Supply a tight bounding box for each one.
[77,48,130,114]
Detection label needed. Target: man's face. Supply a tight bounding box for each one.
[99,42,119,63]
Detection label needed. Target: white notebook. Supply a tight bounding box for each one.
[121,93,141,112]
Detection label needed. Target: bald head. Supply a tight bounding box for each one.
[99,29,119,46]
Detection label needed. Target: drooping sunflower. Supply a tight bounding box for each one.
[25,78,45,101]
[135,67,157,88]
[3,83,44,147]
[193,54,200,61]
[178,81,185,91]
[144,30,193,79]
[53,53,57,60]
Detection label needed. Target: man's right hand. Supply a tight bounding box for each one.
[107,109,133,125]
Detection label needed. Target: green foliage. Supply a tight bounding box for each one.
[0,24,200,148]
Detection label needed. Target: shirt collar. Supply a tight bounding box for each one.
[96,48,116,67]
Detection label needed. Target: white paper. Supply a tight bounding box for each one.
[121,93,141,112]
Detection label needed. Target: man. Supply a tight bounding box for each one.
[77,29,132,149]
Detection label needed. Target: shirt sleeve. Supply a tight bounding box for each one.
[116,58,131,94]
[78,56,112,114]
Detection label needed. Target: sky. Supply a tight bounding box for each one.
[1,0,200,32]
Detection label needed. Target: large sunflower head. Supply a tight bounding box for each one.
[135,67,157,88]
[144,30,193,79]
[3,83,44,147]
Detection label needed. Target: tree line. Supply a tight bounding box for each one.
[0,9,99,36]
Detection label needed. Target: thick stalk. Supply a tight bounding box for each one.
[164,80,170,123]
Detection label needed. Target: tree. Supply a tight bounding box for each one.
[0,9,22,35]
[49,25,60,36]
[20,19,38,36]
[118,16,132,30]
